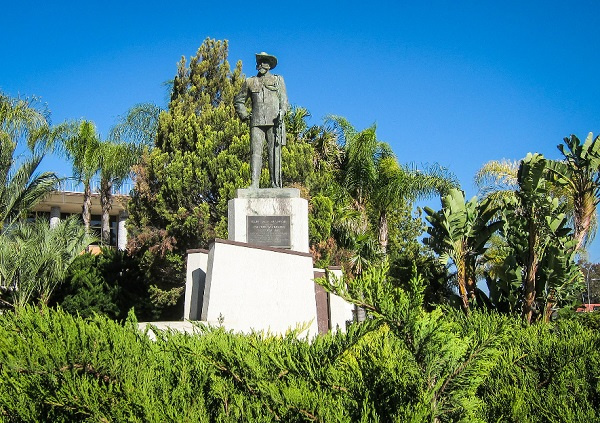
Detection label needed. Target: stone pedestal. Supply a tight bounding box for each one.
[183,241,354,336]
[181,188,354,336]
[228,188,309,253]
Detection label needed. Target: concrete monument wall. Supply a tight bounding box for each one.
[183,249,209,321]
[201,239,318,335]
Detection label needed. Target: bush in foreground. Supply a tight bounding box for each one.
[1,265,600,421]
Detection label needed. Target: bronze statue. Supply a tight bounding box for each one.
[234,52,288,188]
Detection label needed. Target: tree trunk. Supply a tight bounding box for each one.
[466,261,477,303]
[457,260,470,313]
[378,213,388,254]
[100,178,112,245]
[573,191,594,251]
[522,223,538,324]
[82,183,92,234]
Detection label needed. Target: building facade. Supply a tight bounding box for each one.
[31,186,130,250]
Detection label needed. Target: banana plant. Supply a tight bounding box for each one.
[423,188,502,312]
[546,132,600,251]
[503,153,580,323]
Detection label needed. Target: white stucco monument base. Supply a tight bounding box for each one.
[202,239,318,335]
[179,188,354,337]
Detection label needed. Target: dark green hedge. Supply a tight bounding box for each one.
[1,306,599,422]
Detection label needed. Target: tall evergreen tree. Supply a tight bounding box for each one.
[127,39,248,318]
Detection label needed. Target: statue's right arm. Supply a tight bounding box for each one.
[234,81,250,121]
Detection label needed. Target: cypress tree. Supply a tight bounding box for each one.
[128,38,247,319]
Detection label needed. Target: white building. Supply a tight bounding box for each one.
[31,182,130,250]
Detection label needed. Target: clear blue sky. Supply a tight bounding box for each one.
[2,1,599,259]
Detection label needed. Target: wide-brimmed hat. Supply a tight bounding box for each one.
[255,52,277,69]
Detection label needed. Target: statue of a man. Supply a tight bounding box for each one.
[234,52,288,188]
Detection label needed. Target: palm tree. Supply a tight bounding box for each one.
[58,106,157,241]
[58,120,101,233]
[329,116,458,252]
[546,133,600,252]
[99,104,160,245]
[0,92,47,147]
[0,93,59,229]
[330,116,381,209]
[109,103,161,148]
[284,106,310,144]
[97,140,141,244]
[374,159,458,253]
[0,143,58,230]
[0,216,94,308]
[474,159,520,205]
[476,133,600,256]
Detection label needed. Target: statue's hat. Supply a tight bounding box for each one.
[255,52,277,69]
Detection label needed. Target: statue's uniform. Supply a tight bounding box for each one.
[235,73,288,188]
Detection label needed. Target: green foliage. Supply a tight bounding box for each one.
[320,263,507,421]
[3,263,599,421]
[0,245,599,423]
[97,139,141,244]
[0,216,95,308]
[51,252,119,318]
[109,103,162,148]
[547,132,600,251]
[467,153,585,320]
[51,248,152,320]
[424,189,502,311]
[319,263,600,421]
[0,93,59,228]
[480,319,600,422]
[127,39,247,318]
[497,153,582,322]
[309,194,333,244]
[311,116,457,277]
[56,120,101,231]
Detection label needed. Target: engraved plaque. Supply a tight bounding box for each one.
[247,216,291,248]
